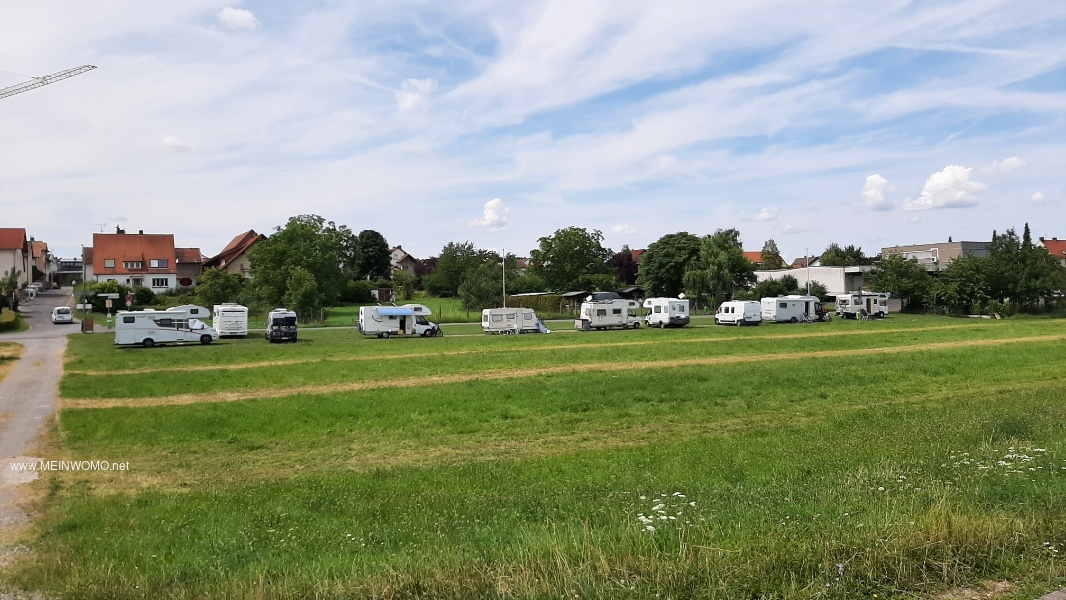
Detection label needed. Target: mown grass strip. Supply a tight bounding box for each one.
[62,333,1066,408]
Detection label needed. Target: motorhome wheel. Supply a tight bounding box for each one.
[790,317,798,323]
[381,332,390,339]
[632,322,640,329]
[736,319,743,327]
[435,328,443,337]
[200,335,212,345]
[142,338,154,349]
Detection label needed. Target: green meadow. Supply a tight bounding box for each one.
[7,315,1066,598]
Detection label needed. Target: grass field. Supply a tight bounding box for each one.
[7,315,1066,598]
[0,342,21,383]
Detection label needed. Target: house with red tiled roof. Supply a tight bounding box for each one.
[1040,237,1066,267]
[90,228,180,291]
[204,230,264,279]
[81,246,95,282]
[203,230,262,279]
[791,256,821,269]
[0,228,30,286]
[631,249,646,264]
[175,248,204,287]
[389,246,419,273]
[743,251,764,269]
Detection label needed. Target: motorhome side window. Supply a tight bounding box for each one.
[654,306,662,313]
[596,309,606,317]
[123,316,135,324]
[612,308,622,315]
[492,315,503,322]
[779,303,787,309]
[153,318,175,328]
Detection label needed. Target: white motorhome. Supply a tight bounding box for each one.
[643,297,690,328]
[715,300,762,326]
[213,303,248,338]
[359,304,442,338]
[265,308,298,343]
[575,297,641,331]
[835,292,891,319]
[114,304,218,348]
[761,295,828,323]
[482,308,550,334]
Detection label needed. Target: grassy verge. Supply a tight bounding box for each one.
[8,315,1066,598]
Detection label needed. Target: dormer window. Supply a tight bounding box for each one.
[124,261,143,269]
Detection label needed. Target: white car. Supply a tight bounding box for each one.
[51,306,74,324]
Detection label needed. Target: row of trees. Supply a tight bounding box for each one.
[868,225,1065,314]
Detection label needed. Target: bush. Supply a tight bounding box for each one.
[0,309,18,332]
[341,280,374,303]
[506,294,564,314]
[133,287,157,306]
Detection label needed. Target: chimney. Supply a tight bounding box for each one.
[139,230,144,235]
[116,226,125,234]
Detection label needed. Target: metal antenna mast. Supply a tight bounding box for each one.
[0,65,97,100]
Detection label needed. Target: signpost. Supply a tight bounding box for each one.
[125,292,133,309]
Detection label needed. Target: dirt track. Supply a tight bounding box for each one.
[64,333,1066,410]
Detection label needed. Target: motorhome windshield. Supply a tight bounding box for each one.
[271,316,296,327]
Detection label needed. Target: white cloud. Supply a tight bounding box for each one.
[907,216,925,224]
[988,156,1026,173]
[1031,191,1046,204]
[858,174,893,211]
[161,136,195,151]
[741,207,779,222]
[902,165,987,211]
[396,78,437,113]
[217,7,260,30]
[471,198,509,231]
[611,223,636,235]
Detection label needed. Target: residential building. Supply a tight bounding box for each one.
[81,247,95,282]
[1039,237,1066,267]
[389,246,419,273]
[90,228,180,291]
[0,228,30,286]
[175,248,204,287]
[790,256,821,269]
[754,265,872,296]
[55,258,83,287]
[29,238,54,283]
[204,230,263,279]
[743,251,764,269]
[881,240,989,271]
[631,249,646,264]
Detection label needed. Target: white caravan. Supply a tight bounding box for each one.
[265,308,298,343]
[835,292,891,319]
[213,303,248,338]
[643,297,690,328]
[359,304,442,338]
[482,308,550,334]
[574,297,641,331]
[761,295,823,323]
[114,304,218,348]
[715,300,762,326]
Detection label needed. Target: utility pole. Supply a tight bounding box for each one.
[501,248,507,308]
[805,247,810,295]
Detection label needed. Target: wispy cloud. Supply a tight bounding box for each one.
[987,156,1026,173]
[161,136,195,151]
[740,207,779,222]
[1031,191,1047,203]
[611,223,636,235]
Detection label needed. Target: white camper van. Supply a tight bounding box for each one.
[482,308,550,334]
[715,300,762,326]
[761,295,828,323]
[575,296,641,331]
[114,304,218,348]
[835,292,890,319]
[359,304,442,338]
[213,303,248,338]
[265,308,298,343]
[643,297,690,328]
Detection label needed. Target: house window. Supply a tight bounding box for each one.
[104,259,115,268]
[151,278,168,288]
[124,261,143,269]
[150,259,168,268]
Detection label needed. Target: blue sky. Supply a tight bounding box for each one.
[1,0,1064,263]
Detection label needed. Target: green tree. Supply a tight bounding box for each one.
[195,268,246,308]
[422,242,497,297]
[759,239,787,270]
[354,230,391,281]
[282,267,322,319]
[529,227,613,291]
[866,254,931,310]
[457,264,502,310]
[820,243,870,266]
[392,270,416,301]
[249,215,346,308]
[683,229,756,307]
[636,232,701,297]
[0,269,20,312]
